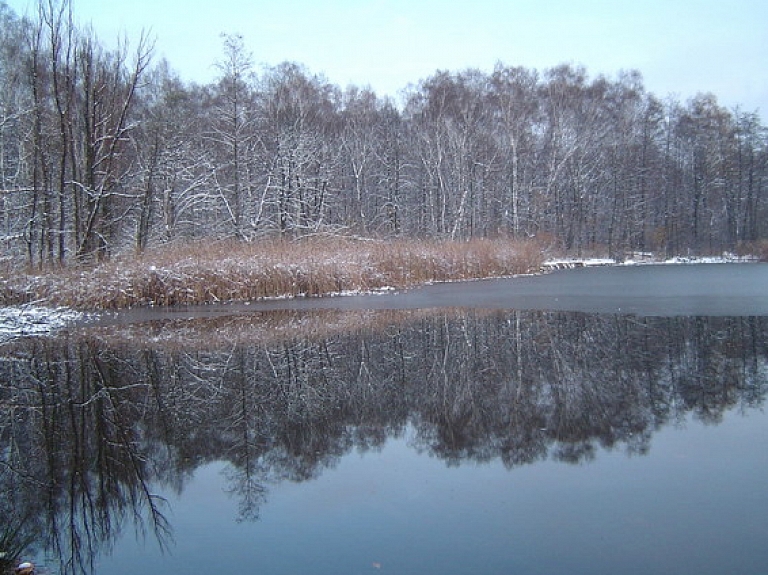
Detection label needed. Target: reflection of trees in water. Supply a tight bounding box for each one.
[1,312,766,572]
[0,340,172,575]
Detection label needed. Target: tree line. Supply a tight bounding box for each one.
[1,1,766,266]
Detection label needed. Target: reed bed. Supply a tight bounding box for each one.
[1,237,544,310]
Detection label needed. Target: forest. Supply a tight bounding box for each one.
[1,0,767,268]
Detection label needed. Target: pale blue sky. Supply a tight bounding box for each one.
[7,0,768,116]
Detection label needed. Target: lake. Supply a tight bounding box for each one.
[1,263,767,575]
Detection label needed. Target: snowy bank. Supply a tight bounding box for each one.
[541,258,615,270]
[0,305,83,344]
[542,252,759,271]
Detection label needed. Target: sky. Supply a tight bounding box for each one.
[6,0,768,118]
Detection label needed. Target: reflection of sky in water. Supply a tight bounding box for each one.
[10,283,765,575]
[100,411,768,575]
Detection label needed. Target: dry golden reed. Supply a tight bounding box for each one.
[2,237,544,310]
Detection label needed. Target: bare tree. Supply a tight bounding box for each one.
[209,33,254,238]
[74,28,153,259]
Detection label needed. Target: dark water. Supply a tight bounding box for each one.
[1,264,767,575]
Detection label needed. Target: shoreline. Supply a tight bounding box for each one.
[0,253,764,344]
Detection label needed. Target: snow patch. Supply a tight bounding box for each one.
[658,253,758,264]
[257,285,399,302]
[541,258,616,270]
[0,305,83,344]
[543,252,758,271]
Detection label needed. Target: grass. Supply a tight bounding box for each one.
[0,237,545,310]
